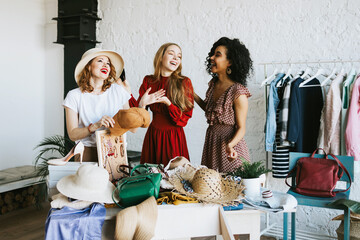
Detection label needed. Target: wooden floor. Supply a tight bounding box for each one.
[0,202,50,240]
[0,202,277,240]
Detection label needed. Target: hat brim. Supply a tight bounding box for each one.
[110,120,130,136]
[170,169,244,205]
[74,49,124,84]
[57,175,117,204]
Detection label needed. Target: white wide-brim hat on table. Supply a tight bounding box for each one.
[57,164,116,204]
[74,48,124,84]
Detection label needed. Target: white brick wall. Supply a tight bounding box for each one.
[96,0,360,237]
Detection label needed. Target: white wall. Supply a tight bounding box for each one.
[1,0,359,237]
[0,0,63,170]
[97,0,360,237]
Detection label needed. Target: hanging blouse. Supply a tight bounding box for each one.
[318,73,345,155]
[345,75,360,161]
[341,70,357,155]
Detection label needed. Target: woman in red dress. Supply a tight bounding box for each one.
[135,43,194,166]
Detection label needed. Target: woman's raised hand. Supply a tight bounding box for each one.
[139,88,166,108]
[156,96,171,106]
[94,115,115,129]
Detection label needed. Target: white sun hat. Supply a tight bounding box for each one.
[56,164,116,204]
[74,48,124,84]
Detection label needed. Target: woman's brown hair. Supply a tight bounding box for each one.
[151,43,194,112]
[77,57,116,93]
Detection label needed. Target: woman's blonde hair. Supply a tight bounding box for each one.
[151,43,193,112]
[77,57,116,93]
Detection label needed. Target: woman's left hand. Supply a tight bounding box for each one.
[226,144,238,161]
[157,96,172,106]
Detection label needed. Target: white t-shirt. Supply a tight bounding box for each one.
[63,83,131,147]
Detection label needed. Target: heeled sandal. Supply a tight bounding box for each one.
[48,141,85,166]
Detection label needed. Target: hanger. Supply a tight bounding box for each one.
[276,66,292,87]
[321,68,337,86]
[261,68,278,87]
[343,67,356,87]
[283,67,292,80]
[300,67,312,79]
[299,68,326,87]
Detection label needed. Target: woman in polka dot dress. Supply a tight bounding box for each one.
[194,37,253,173]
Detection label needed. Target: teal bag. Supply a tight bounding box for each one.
[112,164,162,208]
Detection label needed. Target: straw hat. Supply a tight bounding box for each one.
[110,107,151,136]
[170,168,244,205]
[74,48,124,84]
[57,164,117,204]
[115,196,158,240]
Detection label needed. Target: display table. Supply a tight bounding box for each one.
[103,203,261,240]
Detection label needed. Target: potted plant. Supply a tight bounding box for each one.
[228,160,271,198]
[33,135,74,204]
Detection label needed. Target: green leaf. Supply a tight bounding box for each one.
[34,135,74,165]
[228,160,271,178]
[328,199,360,214]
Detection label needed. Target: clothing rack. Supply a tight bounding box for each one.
[259,59,360,168]
[258,59,360,239]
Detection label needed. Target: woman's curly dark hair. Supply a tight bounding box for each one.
[206,37,253,86]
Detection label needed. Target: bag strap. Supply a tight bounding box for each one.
[285,167,297,188]
[130,164,149,176]
[118,165,142,176]
[118,165,131,176]
[327,153,352,193]
[311,148,327,157]
[112,187,125,209]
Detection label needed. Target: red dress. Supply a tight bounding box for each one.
[135,75,194,166]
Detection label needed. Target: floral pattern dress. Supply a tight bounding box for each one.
[201,78,251,173]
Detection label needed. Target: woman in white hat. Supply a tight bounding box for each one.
[62,48,135,162]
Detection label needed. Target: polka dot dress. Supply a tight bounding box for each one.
[201,79,251,173]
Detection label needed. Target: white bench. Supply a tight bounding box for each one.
[0,165,44,193]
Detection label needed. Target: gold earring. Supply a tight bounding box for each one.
[226,67,232,75]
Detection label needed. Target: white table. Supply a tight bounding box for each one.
[103,203,261,240]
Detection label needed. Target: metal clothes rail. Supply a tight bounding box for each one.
[258,59,360,239]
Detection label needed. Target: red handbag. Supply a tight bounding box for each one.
[285,149,352,198]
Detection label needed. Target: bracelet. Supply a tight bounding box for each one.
[87,123,94,133]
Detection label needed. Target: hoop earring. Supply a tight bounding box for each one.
[226,67,232,75]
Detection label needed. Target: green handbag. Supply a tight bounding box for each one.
[112,164,162,208]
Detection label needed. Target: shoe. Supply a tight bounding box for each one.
[48,141,85,166]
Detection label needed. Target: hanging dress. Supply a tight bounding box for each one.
[201,78,251,173]
[138,75,194,166]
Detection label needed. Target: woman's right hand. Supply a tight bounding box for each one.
[226,144,238,162]
[94,115,115,129]
[139,88,166,108]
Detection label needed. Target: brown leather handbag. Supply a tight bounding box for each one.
[285,149,352,197]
